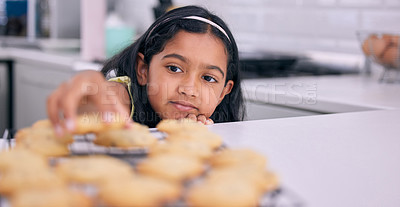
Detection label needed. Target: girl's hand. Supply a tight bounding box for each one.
[47,71,131,136]
[186,114,214,125]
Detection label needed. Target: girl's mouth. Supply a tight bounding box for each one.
[170,101,198,112]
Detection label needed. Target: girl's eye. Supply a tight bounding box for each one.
[203,75,217,83]
[167,66,183,73]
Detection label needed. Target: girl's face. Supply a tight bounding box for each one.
[136,31,234,120]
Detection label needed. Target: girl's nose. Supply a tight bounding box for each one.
[178,82,200,97]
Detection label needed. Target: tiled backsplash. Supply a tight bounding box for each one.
[115,0,400,55]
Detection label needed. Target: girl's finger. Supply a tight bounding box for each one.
[101,81,131,124]
[205,118,214,125]
[196,114,207,124]
[47,90,63,136]
[124,118,135,129]
[58,84,84,133]
[118,103,132,123]
[112,101,131,125]
[93,93,121,123]
[47,83,67,136]
[186,114,197,122]
[59,71,106,128]
[93,92,130,125]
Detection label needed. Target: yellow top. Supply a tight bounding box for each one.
[107,76,134,118]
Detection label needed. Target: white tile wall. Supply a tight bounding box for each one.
[337,0,384,7]
[114,0,400,55]
[384,0,400,7]
[361,10,400,31]
[114,0,156,36]
[263,0,304,6]
[302,0,337,6]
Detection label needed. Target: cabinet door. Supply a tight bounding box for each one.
[245,101,321,121]
[14,62,75,129]
[0,63,8,132]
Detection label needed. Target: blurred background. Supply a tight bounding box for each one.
[113,0,400,55]
[1,0,400,131]
[0,0,399,57]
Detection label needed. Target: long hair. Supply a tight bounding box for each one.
[101,5,245,127]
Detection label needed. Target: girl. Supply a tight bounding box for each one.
[47,5,245,134]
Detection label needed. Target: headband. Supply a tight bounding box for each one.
[145,15,231,43]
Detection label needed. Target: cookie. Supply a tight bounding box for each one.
[125,121,151,132]
[0,149,48,173]
[261,171,279,192]
[99,175,181,207]
[15,127,74,144]
[56,155,134,185]
[31,119,53,129]
[0,167,66,196]
[94,127,157,149]
[148,139,213,161]
[186,179,261,207]
[210,148,267,170]
[166,130,223,150]
[14,134,70,157]
[136,154,204,182]
[74,113,126,134]
[206,165,279,193]
[11,188,92,207]
[156,118,208,134]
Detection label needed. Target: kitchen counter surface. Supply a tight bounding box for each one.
[0,47,102,71]
[0,47,79,66]
[209,109,400,207]
[242,74,400,113]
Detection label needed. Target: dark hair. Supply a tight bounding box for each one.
[101,5,245,127]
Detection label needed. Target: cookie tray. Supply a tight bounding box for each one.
[0,129,304,207]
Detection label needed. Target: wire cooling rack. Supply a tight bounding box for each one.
[0,129,305,207]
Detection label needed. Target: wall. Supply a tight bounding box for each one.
[115,0,400,55]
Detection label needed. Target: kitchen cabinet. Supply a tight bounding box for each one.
[245,100,321,121]
[0,63,8,132]
[13,60,76,129]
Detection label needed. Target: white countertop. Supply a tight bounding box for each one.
[239,74,400,207]
[209,109,400,207]
[243,74,400,113]
[0,47,102,71]
[0,47,79,66]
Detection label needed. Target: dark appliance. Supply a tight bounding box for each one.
[239,51,360,79]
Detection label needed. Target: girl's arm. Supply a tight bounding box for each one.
[47,70,131,136]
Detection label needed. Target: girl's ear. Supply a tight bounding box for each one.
[136,53,148,86]
[218,80,234,104]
